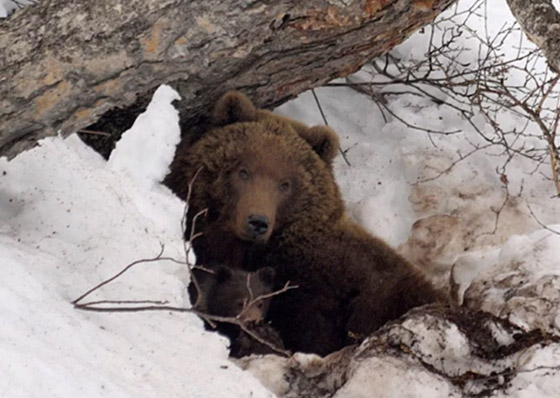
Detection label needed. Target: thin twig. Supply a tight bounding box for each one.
[71,244,167,305]
[74,280,297,357]
[338,1,560,193]
[413,144,492,184]
[72,162,295,357]
[311,88,351,166]
[181,167,207,308]
[80,299,170,306]
[526,201,560,235]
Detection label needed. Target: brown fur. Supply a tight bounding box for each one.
[212,91,340,167]
[187,264,278,357]
[165,92,442,356]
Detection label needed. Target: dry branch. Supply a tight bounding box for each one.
[72,171,296,357]
[340,0,560,195]
[72,251,297,357]
[0,0,456,158]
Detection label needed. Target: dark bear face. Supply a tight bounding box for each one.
[229,150,298,242]
[207,266,276,323]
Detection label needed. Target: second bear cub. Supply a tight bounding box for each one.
[188,264,281,356]
[189,264,276,323]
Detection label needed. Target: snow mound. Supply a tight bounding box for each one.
[460,228,560,334]
[241,305,560,398]
[0,88,274,398]
[108,85,181,190]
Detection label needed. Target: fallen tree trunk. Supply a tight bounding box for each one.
[505,0,560,74]
[0,0,455,159]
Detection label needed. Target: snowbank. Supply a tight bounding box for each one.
[3,0,560,397]
[0,86,274,398]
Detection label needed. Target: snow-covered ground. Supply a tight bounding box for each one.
[0,86,274,398]
[2,0,560,397]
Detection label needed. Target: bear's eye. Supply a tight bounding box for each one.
[279,181,291,193]
[257,302,264,309]
[238,168,250,181]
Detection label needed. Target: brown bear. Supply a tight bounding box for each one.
[188,263,282,357]
[166,91,442,356]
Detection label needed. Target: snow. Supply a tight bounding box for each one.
[0,86,274,398]
[3,0,560,397]
[107,86,182,191]
[334,355,461,398]
[463,227,560,334]
[507,345,560,398]
[276,87,416,247]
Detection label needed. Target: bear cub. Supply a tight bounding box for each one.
[188,264,283,357]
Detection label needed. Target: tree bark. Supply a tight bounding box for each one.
[0,0,455,159]
[505,0,560,73]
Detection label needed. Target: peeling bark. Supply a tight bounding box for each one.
[0,0,455,158]
[505,0,560,73]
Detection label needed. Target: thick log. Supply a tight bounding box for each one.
[0,0,455,158]
[505,0,560,73]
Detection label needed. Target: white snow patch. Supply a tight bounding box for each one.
[451,249,500,305]
[334,356,461,398]
[235,355,291,396]
[464,228,560,334]
[502,344,560,398]
[108,85,182,190]
[486,320,516,347]
[0,89,274,397]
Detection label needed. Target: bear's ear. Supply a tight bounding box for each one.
[215,266,233,282]
[212,91,258,126]
[256,267,276,287]
[299,125,340,166]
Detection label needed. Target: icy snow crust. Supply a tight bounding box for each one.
[3,0,560,397]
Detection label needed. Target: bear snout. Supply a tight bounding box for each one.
[246,214,270,239]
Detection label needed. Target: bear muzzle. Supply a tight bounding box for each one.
[245,214,270,241]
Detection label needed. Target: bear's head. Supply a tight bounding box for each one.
[175,91,345,244]
[206,266,276,323]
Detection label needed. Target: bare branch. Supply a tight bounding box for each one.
[74,277,297,357]
[338,0,560,193]
[72,164,296,356]
[413,144,492,184]
[526,200,560,235]
[237,323,291,357]
[71,244,167,305]
[311,89,351,167]
[180,167,207,308]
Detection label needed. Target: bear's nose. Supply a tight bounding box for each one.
[246,214,269,238]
